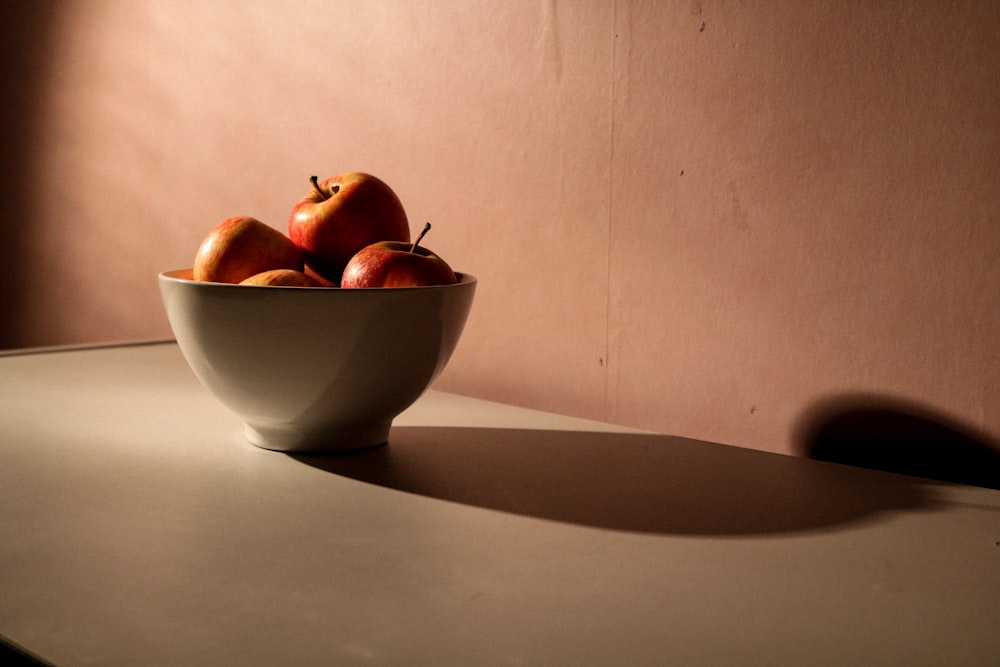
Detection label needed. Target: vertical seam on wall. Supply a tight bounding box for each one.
[603,0,617,423]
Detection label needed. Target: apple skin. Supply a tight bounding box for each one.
[303,266,337,287]
[194,216,303,284]
[239,269,322,287]
[288,172,410,284]
[341,241,458,288]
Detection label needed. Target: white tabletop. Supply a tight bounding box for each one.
[2,342,999,666]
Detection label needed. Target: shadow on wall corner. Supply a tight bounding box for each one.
[794,392,1000,490]
[0,2,60,349]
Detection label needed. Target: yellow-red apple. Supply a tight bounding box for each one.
[194,216,303,284]
[239,269,322,287]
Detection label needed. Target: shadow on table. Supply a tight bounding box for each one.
[794,393,1000,491]
[292,426,934,536]
[1,634,54,667]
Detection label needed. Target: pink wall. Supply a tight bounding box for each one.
[2,1,998,457]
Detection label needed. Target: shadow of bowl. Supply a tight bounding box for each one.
[292,426,932,536]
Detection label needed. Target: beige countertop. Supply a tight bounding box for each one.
[2,342,998,665]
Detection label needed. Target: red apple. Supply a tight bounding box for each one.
[288,172,410,283]
[239,269,322,287]
[341,223,457,288]
[194,216,303,284]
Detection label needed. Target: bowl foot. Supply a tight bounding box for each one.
[244,422,391,453]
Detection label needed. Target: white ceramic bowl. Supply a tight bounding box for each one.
[158,269,476,452]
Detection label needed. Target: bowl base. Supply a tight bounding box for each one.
[244,422,391,453]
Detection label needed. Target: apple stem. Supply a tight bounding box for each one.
[410,222,432,253]
[309,175,329,200]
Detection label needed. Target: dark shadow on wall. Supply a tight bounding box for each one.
[0,2,59,349]
[794,393,1000,490]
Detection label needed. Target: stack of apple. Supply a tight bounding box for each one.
[192,172,457,288]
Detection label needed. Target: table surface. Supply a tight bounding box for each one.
[2,342,999,666]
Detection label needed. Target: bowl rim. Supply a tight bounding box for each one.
[158,268,476,290]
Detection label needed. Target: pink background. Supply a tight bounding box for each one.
[2,1,998,456]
